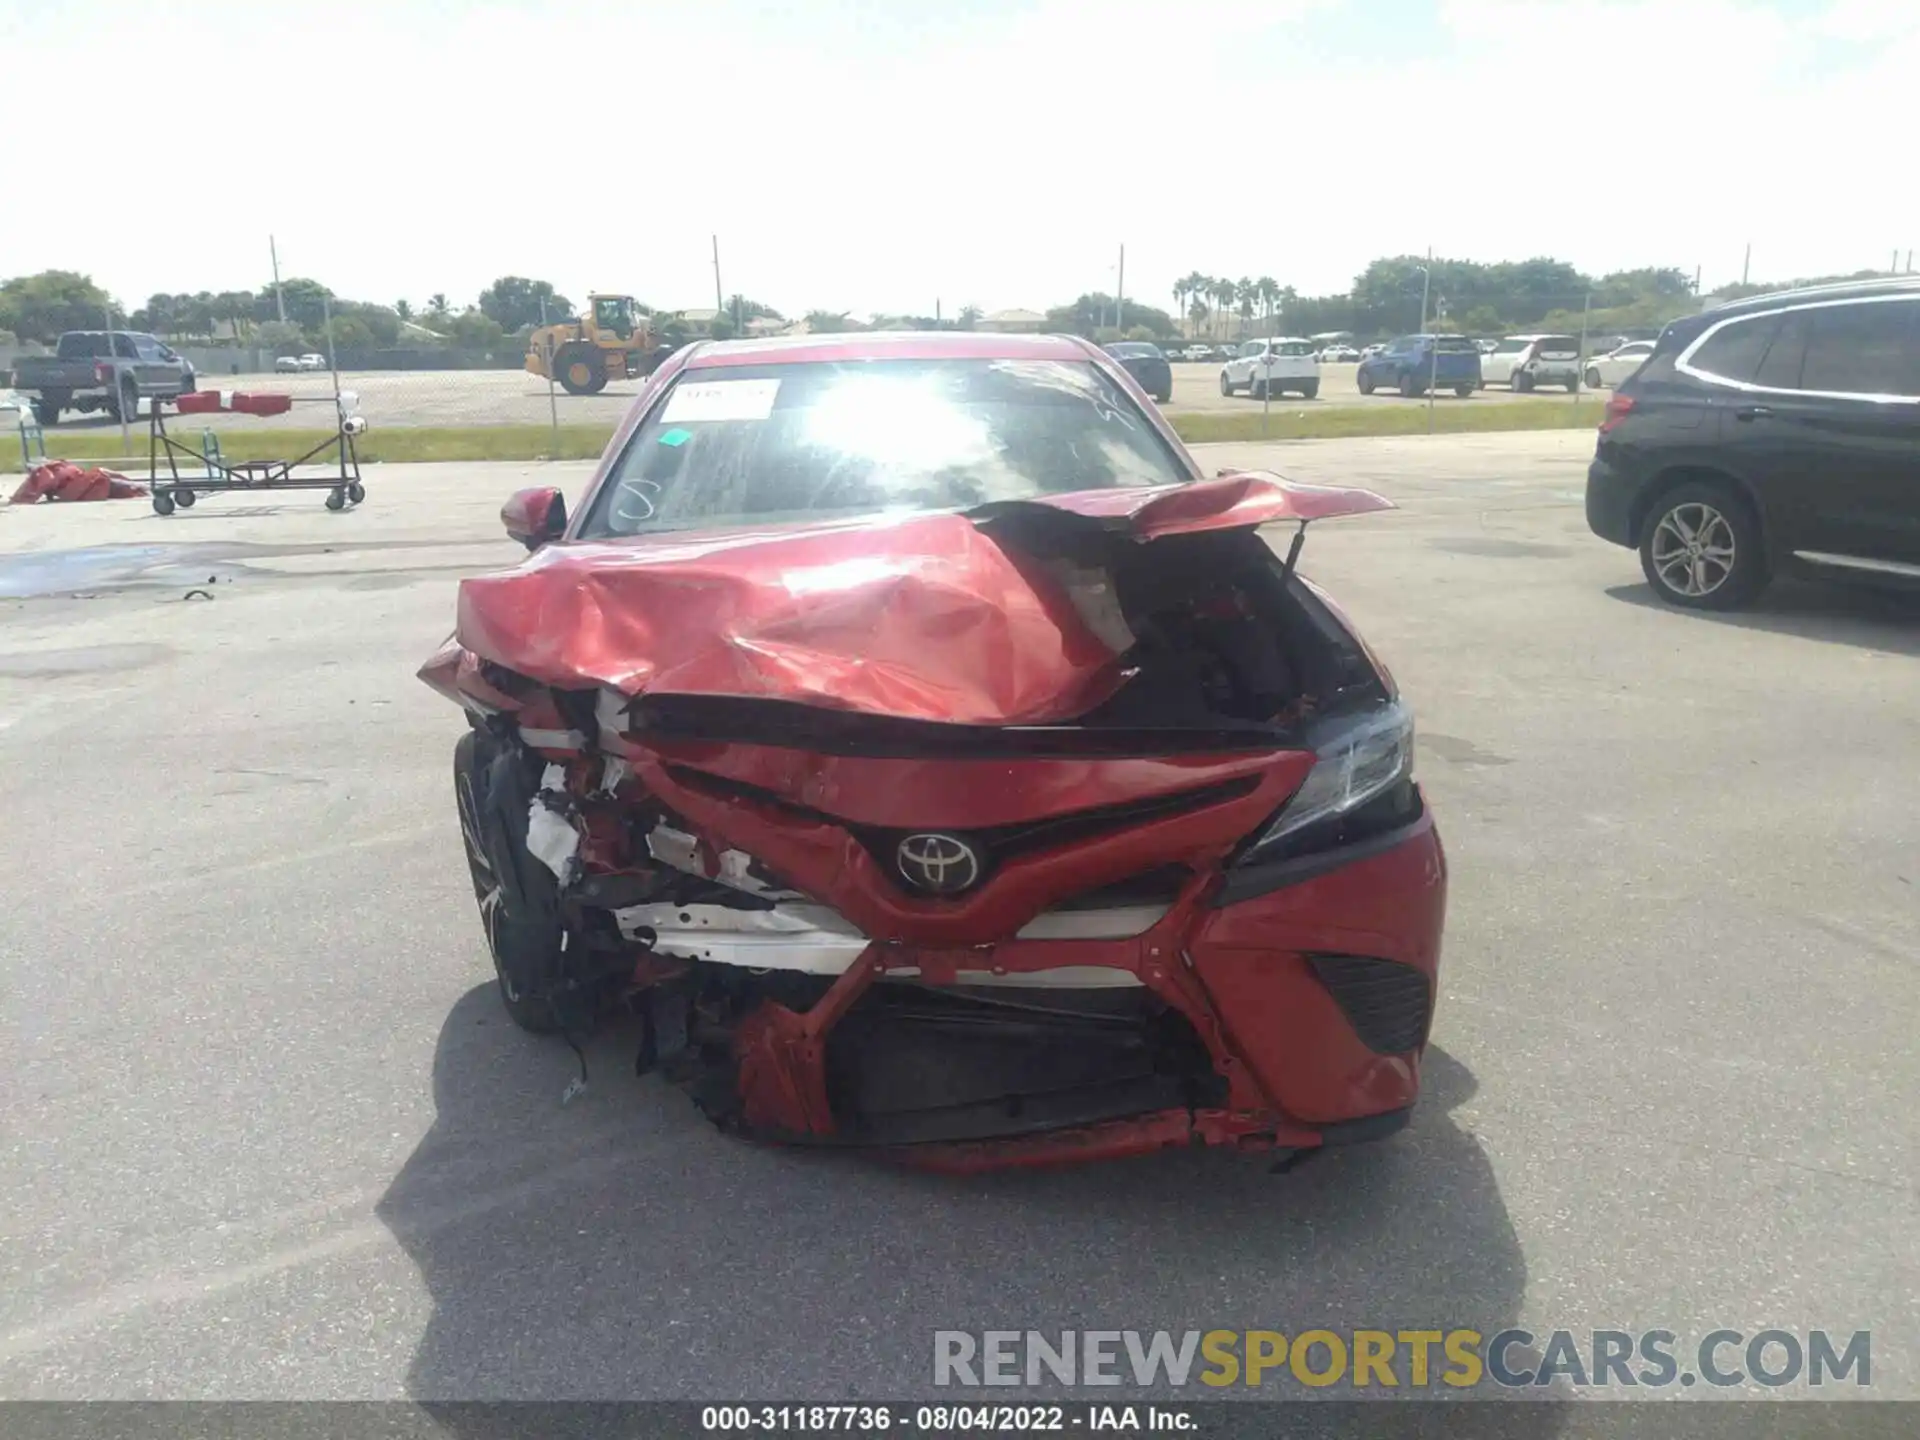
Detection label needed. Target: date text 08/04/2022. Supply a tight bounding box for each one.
[701,1406,1194,1432]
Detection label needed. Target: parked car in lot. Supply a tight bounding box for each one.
[1475,338,1499,354]
[1317,344,1361,363]
[1359,343,1388,362]
[8,330,196,425]
[1356,334,1483,397]
[1180,344,1213,363]
[297,353,328,372]
[1104,341,1173,402]
[274,355,303,373]
[421,330,1444,1170]
[1219,338,1321,399]
[1586,277,1920,610]
[1483,334,1583,391]
[1584,340,1655,389]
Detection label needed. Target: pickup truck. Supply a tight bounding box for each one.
[9,331,197,425]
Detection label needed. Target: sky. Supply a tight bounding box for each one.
[1,0,1913,318]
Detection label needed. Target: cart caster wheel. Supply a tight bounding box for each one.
[346,481,365,504]
[152,492,175,516]
[174,489,196,508]
[325,488,346,511]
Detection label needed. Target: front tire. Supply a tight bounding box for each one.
[1637,482,1769,611]
[554,343,607,396]
[1398,372,1422,398]
[1356,371,1375,396]
[1300,380,1319,400]
[454,730,569,1034]
[1513,371,1535,393]
[1454,384,1473,398]
[31,397,61,426]
[1218,371,1235,397]
[1585,367,1603,390]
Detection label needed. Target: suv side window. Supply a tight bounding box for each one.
[112,334,139,360]
[1752,312,1808,390]
[1687,313,1781,385]
[1797,299,1920,398]
[1238,342,1262,358]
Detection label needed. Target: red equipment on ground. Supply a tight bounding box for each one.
[10,460,149,504]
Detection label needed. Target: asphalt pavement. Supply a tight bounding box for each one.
[1,434,1914,1403]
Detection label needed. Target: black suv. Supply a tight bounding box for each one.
[1585,277,1920,609]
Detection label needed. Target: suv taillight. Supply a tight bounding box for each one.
[95,362,112,384]
[1599,393,1635,433]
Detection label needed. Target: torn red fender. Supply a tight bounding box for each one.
[10,461,148,503]
[975,472,1396,537]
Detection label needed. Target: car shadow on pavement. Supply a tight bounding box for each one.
[1606,579,1920,657]
[379,985,1551,1425]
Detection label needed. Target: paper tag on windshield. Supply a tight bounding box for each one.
[661,379,780,423]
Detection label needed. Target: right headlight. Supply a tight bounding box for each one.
[1238,699,1416,864]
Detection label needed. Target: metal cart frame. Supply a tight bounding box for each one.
[146,390,366,516]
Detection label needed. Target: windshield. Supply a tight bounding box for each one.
[1433,336,1479,352]
[581,358,1191,539]
[1493,338,1530,353]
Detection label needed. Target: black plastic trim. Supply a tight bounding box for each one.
[1212,805,1431,908]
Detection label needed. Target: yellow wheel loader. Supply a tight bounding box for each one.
[526,294,667,396]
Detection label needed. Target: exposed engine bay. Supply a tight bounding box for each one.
[428,477,1436,1169]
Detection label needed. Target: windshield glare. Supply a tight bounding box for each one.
[583,358,1191,538]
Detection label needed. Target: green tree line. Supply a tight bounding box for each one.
[3,259,1902,354]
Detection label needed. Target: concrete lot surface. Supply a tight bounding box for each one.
[33,360,1589,435]
[1,434,1915,1401]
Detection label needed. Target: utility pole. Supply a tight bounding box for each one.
[711,235,724,317]
[1741,243,1751,286]
[270,235,286,323]
[1418,249,1434,436]
[1575,290,1592,403]
[105,299,130,452]
[1116,244,1125,334]
[1693,264,1702,294]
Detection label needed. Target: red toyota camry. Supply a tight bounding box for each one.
[421,331,1446,1172]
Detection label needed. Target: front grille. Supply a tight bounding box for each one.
[1307,954,1431,1054]
[666,764,1256,896]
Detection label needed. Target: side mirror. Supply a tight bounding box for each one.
[502,487,566,551]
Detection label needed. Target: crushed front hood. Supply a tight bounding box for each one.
[444,474,1392,726]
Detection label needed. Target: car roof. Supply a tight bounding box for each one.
[683,331,1093,369]
[1700,274,1920,320]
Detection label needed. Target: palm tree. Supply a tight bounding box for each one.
[1211,278,1236,338]
[1180,271,1210,337]
[803,310,854,334]
[1235,278,1255,337]
[1256,277,1279,332]
[957,304,981,331]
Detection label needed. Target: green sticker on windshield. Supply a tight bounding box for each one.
[658,428,692,447]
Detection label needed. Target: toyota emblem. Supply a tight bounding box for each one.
[895,833,982,895]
